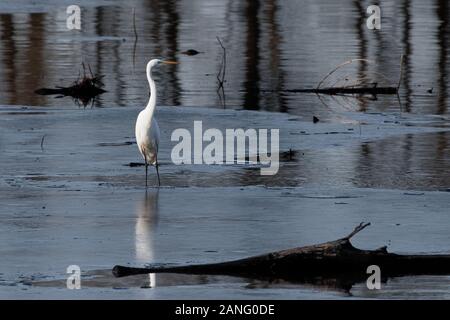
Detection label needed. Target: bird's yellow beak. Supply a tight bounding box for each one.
[162,60,178,65]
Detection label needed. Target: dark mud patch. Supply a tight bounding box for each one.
[280,192,363,199]
[126,162,146,167]
[97,141,135,147]
[235,149,299,163]
[31,269,247,289]
[5,112,48,115]
[24,175,49,182]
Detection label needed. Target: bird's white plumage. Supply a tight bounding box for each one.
[135,58,167,186]
[135,112,160,165]
[135,59,161,166]
[135,58,176,186]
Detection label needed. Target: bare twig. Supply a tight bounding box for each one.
[40,135,46,151]
[317,59,372,89]
[132,7,138,72]
[88,64,94,78]
[396,92,403,114]
[216,37,227,108]
[331,94,355,111]
[397,54,404,91]
[132,8,138,41]
[343,222,371,240]
[82,62,86,79]
[216,36,226,89]
[217,85,226,108]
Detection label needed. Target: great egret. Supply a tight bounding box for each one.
[135,59,177,186]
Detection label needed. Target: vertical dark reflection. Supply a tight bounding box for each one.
[435,132,450,187]
[372,1,383,52]
[110,6,125,107]
[143,0,180,106]
[25,13,46,106]
[95,6,123,107]
[163,0,179,58]
[265,0,286,112]
[0,14,17,105]
[435,131,449,167]
[243,0,260,110]
[353,0,368,112]
[94,6,107,107]
[236,0,286,186]
[436,0,448,115]
[433,1,449,184]
[398,134,413,187]
[355,143,373,187]
[148,0,162,56]
[141,0,162,104]
[162,0,180,106]
[354,134,414,189]
[401,0,412,112]
[371,1,392,91]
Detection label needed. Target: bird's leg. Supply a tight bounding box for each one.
[155,165,161,187]
[155,156,161,187]
[144,154,148,187]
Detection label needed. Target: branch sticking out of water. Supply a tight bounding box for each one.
[132,7,138,72]
[397,54,405,91]
[40,135,46,151]
[285,56,404,98]
[316,59,373,90]
[216,36,227,108]
[216,36,226,89]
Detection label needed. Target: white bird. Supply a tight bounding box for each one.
[135,59,177,186]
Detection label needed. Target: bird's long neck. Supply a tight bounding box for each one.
[145,66,157,118]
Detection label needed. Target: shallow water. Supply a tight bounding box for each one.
[1,106,449,190]
[1,185,450,299]
[0,0,450,299]
[1,105,450,299]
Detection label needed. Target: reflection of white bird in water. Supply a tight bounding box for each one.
[135,190,159,287]
[135,59,177,186]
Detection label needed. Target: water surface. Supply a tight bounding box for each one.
[0,0,448,116]
[0,0,450,300]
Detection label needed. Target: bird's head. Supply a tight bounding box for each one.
[146,59,178,73]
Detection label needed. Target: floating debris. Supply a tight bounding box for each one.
[262,56,405,112]
[293,57,403,96]
[181,49,202,56]
[35,63,106,107]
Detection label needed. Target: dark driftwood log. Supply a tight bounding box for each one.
[289,86,398,95]
[35,68,106,101]
[112,223,450,280]
[35,85,105,97]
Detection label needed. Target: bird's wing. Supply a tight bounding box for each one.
[151,118,161,153]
